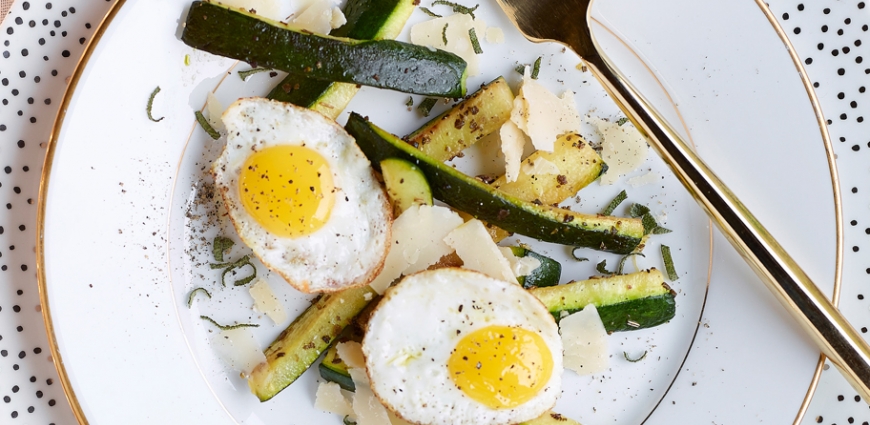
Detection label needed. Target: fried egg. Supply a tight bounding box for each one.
[213,97,391,293]
[363,268,562,425]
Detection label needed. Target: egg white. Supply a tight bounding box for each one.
[213,97,391,293]
[363,268,562,425]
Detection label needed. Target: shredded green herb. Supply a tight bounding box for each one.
[629,203,670,235]
[418,98,438,117]
[343,416,358,425]
[146,86,164,123]
[515,64,527,75]
[616,253,645,275]
[419,6,442,17]
[624,350,647,362]
[405,96,414,107]
[596,259,613,275]
[211,255,257,287]
[200,315,259,330]
[442,23,449,45]
[468,28,483,54]
[570,247,589,261]
[238,67,270,81]
[601,190,627,215]
[629,203,650,218]
[432,0,479,18]
[187,287,212,308]
[212,236,234,262]
[194,110,220,139]
[661,244,678,280]
[531,56,542,79]
[616,117,629,126]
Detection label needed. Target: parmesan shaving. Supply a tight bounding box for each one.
[589,116,649,185]
[626,170,660,187]
[315,381,354,417]
[369,204,464,294]
[410,14,487,76]
[510,70,582,152]
[293,0,338,34]
[248,279,287,324]
[349,368,391,425]
[560,304,609,375]
[336,341,366,370]
[499,120,526,183]
[209,327,266,375]
[205,92,225,132]
[330,6,347,29]
[499,247,541,278]
[485,26,505,44]
[444,220,517,284]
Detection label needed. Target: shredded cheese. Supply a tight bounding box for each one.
[315,381,354,416]
[369,204,464,294]
[485,27,505,44]
[499,120,526,183]
[559,304,609,375]
[209,327,266,375]
[336,341,366,370]
[350,368,391,425]
[410,14,487,76]
[443,219,517,284]
[589,116,649,185]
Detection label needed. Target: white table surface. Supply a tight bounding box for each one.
[1,0,869,424]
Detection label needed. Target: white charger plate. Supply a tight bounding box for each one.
[36,0,839,423]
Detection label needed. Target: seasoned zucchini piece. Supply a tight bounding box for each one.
[491,132,605,206]
[381,158,433,215]
[530,268,676,332]
[521,411,583,425]
[247,285,374,401]
[510,246,561,289]
[182,1,467,97]
[267,0,417,118]
[346,113,644,254]
[405,77,515,161]
[319,345,355,391]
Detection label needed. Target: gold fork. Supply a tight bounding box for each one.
[494,0,870,400]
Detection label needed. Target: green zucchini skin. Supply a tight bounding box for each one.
[345,113,644,254]
[183,1,467,97]
[530,269,676,332]
[247,285,374,401]
[267,0,416,112]
[319,362,356,392]
[510,246,561,289]
[597,294,675,332]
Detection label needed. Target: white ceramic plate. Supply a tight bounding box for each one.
[37,0,838,423]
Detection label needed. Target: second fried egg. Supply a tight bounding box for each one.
[363,268,562,425]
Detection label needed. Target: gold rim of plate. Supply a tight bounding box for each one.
[34,0,841,424]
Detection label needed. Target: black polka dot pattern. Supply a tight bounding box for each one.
[1,0,869,423]
[775,0,870,423]
[0,1,112,423]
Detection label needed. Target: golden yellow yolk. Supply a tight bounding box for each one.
[447,325,553,409]
[238,145,335,238]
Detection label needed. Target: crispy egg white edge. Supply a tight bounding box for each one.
[363,268,563,425]
[213,97,391,293]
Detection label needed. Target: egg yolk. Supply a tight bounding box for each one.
[238,145,335,238]
[447,325,553,409]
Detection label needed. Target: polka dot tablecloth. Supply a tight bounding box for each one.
[0,0,868,424]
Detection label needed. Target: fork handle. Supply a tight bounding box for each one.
[582,54,870,399]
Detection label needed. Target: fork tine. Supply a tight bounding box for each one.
[494,0,596,57]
